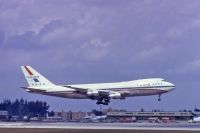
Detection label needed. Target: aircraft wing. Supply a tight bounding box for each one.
[64,85,109,94]
[64,85,122,99]
[64,85,89,93]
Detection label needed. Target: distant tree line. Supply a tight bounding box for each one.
[194,108,200,112]
[0,99,49,119]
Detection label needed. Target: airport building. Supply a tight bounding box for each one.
[53,109,193,123]
[54,111,89,122]
[106,111,193,122]
[0,110,8,120]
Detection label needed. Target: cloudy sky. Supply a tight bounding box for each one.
[0,0,200,111]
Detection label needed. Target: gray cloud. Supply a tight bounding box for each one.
[0,0,200,111]
[0,30,5,45]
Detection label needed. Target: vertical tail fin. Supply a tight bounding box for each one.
[21,65,55,88]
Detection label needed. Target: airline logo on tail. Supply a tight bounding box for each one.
[21,65,55,88]
[24,66,33,75]
[23,65,40,83]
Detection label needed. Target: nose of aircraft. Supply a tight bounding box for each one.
[167,82,176,91]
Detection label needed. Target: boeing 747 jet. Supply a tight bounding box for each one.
[21,66,175,105]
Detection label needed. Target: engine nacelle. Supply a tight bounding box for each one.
[87,90,99,97]
[109,92,121,99]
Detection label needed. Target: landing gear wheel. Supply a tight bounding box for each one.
[104,98,110,103]
[158,97,161,101]
[103,102,109,105]
[96,97,103,105]
[96,97,110,105]
[158,94,161,102]
[96,101,103,105]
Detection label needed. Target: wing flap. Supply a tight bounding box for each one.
[64,85,112,96]
[64,85,89,93]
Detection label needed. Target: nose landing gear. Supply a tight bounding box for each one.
[158,94,161,101]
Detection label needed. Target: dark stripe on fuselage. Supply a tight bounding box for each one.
[96,86,174,91]
[133,86,175,89]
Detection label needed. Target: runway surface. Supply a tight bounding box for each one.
[0,122,200,130]
[0,122,200,133]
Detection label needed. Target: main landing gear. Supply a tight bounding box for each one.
[96,96,110,105]
[158,94,161,102]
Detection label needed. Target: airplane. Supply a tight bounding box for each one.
[21,65,175,105]
[82,114,107,123]
[188,117,200,123]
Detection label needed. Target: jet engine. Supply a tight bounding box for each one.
[87,90,99,97]
[109,92,121,99]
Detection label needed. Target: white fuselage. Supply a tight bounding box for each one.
[28,78,175,99]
